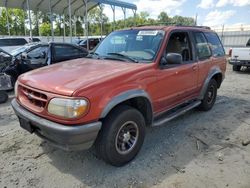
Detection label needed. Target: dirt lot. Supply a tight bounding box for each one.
[0,67,250,188]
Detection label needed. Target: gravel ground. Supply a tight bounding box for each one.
[0,66,250,188]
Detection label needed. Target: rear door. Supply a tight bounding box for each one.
[192,32,212,91]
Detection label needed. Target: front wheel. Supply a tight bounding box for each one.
[233,65,241,71]
[95,105,145,166]
[198,79,217,111]
[0,91,8,104]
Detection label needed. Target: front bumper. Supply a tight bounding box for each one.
[11,99,102,151]
[229,60,250,66]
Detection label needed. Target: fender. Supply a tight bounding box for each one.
[198,67,222,100]
[100,89,153,124]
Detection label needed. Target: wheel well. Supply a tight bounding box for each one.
[212,73,222,88]
[103,97,153,126]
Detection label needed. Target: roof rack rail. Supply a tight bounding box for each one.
[136,22,211,30]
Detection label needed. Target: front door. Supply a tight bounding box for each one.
[20,45,49,74]
[155,31,198,113]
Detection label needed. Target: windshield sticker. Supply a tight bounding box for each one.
[138,30,159,36]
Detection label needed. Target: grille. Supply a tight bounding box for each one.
[19,85,48,109]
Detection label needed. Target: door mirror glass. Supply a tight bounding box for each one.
[165,53,183,64]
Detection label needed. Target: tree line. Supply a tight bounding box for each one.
[0,7,195,37]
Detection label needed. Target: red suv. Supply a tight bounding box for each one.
[12,26,227,166]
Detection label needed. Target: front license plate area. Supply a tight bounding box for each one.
[19,118,34,133]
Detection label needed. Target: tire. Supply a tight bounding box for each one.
[198,79,217,111]
[233,65,241,71]
[0,91,8,104]
[95,105,146,166]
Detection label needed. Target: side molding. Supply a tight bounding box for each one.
[100,89,153,119]
[198,67,222,100]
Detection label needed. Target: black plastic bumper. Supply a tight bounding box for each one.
[11,99,102,151]
[229,60,250,66]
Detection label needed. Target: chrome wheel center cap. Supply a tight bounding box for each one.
[123,132,131,142]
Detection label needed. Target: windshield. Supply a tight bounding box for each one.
[94,30,165,62]
[10,45,33,56]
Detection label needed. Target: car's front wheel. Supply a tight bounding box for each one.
[95,105,145,166]
[233,65,241,71]
[0,91,8,104]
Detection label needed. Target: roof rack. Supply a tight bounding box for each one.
[136,22,211,30]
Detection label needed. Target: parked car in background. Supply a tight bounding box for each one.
[0,49,12,72]
[2,42,88,83]
[12,25,226,166]
[0,37,41,52]
[0,38,27,52]
[0,73,12,103]
[247,38,250,47]
[229,38,250,71]
[78,37,101,50]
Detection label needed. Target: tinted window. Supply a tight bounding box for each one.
[54,45,87,61]
[193,32,212,60]
[204,32,225,57]
[166,32,193,62]
[0,38,27,47]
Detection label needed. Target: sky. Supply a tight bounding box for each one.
[102,0,250,27]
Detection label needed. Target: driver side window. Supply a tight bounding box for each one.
[166,32,193,62]
[28,46,48,59]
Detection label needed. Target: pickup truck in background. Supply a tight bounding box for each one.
[229,38,250,71]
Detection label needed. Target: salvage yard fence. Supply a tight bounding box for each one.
[1,25,250,55]
[212,25,250,54]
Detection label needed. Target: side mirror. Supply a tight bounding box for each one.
[21,52,28,60]
[165,53,183,65]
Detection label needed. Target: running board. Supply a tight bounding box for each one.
[153,100,201,127]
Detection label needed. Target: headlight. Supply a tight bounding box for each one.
[48,98,88,119]
[14,81,18,98]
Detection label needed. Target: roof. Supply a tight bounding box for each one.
[130,25,212,32]
[0,0,137,16]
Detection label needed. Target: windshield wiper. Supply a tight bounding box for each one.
[107,53,139,63]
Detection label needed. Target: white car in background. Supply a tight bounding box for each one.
[0,37,41,52]
[229,38,250,71]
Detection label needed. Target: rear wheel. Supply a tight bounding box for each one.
[198,79,217,111]
[0,91,8,104]
[233,65,241,71]
[95,105,145,166]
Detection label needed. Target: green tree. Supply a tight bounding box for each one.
[39,22,51,36]
[158,12,171,23]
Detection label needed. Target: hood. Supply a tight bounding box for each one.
[19,58,146,96]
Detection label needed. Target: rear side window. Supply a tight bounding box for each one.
[204,32,225,57]
[0,38,27,47]
[193,32,212,60]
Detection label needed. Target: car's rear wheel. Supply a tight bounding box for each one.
[0,91,8,104]
[95,105,145,166]
[233,65,241,71]
[198,79,217,111]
